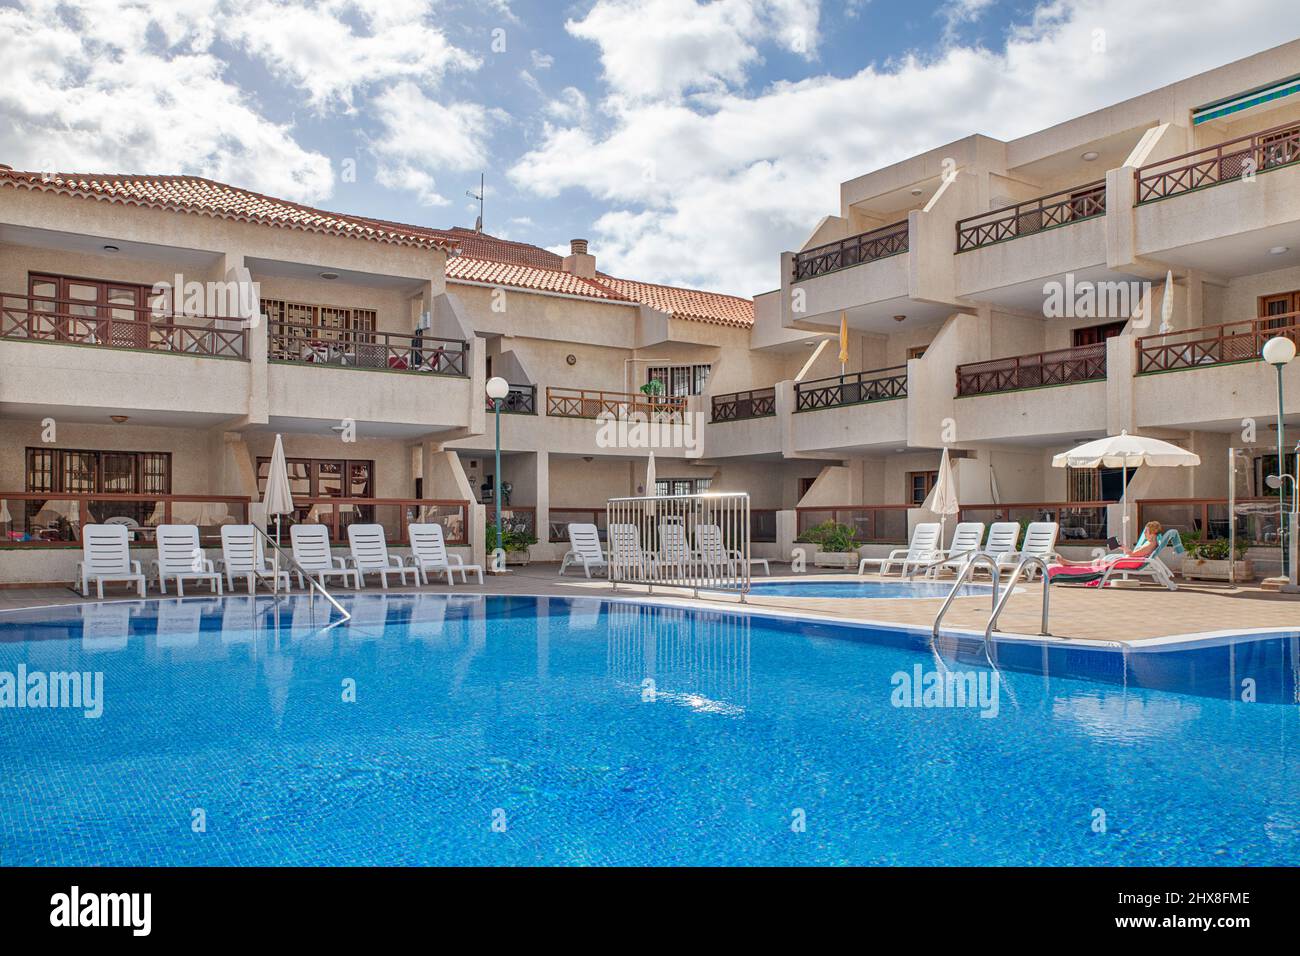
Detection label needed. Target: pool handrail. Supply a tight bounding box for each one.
[251,523,351,623]
[914,550,1002,664]
[985,555,1052,645]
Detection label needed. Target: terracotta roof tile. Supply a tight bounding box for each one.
[0,166,753,326]
[0,168,457,251]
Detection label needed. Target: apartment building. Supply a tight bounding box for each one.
[767,40,1300,565]
[1,40,1297,584]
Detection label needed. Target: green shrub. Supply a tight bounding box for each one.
[798,520,859,553]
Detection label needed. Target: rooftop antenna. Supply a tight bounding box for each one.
[466,172,484,233]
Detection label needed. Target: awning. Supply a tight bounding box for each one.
[1193,74,1300,125]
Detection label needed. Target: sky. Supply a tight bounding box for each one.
[0,0,1296,297]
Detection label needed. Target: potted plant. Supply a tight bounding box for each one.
[799,520,860,569]
[1180,534,1252,582]
[486,516,538,566]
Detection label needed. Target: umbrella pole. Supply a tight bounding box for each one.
[1121,464,1129,550]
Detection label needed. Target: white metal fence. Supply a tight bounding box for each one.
[606,491,752,598]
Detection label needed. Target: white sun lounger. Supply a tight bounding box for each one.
[928,521,986,577]
[609,523,651,580]
[151,524,223,596]
[289,524,360,590]
[78,523,146,598]
[997,521,1059,579]
[558,523,608,578]
[694,523,770,576]
[346,523,417,589]
[408,522,483,585]
[858,522,941,576]
[971,521,1020,577]
[220,524,292,594]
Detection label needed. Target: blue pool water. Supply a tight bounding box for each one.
[0,594,1298,866]
[749,579,993,599]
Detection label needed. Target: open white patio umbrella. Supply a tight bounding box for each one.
[262,434,296,586]
[927,447,961,546]
[1052,430,1200,547]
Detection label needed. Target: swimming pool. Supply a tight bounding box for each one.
[748,579,993,599]
[1,594,1296,866]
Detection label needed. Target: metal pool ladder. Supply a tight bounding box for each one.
[251,524,351,624]
[913,550,1002,664]
[984,555,1052,645]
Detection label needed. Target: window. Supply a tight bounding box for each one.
[906,345,928,360]
[1259,292,1300,331]
[262,298,378,357]
[1072,321,1126,348]
[256,457,374,500]
[25,448,172,495]
[1067,466,1129,502]
[655,477,711,496]
[907,471,938,506]
[29,273,158,346]
[646,364,711,397]
[1255,454,1299,497]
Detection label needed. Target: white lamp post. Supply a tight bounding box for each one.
[1262,335,1296,584]
[486,376,510,571]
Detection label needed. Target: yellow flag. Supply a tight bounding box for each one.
[838,312,850,366]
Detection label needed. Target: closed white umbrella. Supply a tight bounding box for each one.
[926,447,961,546]
[262,434,295,585]
[1159,271,1174,334]
[1052,430,1200,547]
[645,451,657,517]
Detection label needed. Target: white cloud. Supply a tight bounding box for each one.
[370,82,503,206]
[940,0,996,38]
[225,0,479,113]
[544,87,592,126]
[566,0,822,103]
[0,0,333,202]
[531,49,556,69]
[514,0,1298,294]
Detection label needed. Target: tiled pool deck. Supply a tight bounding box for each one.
[2,564,1297,644]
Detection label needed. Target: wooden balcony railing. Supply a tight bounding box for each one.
[957,501,1111,544]
[268,321,468,376]
[794,366,907,411]
[546,387,688,421]
[956,343,1106,396]
[795,505,911,543]
[0,493,252,546]
[1136,312,1300,373]
[288,497,469,545]
[1136,120,1300,203]
[791,220,909,281]
[0,293,247,359]
[1137,497,1283,544]
[548,508,607,543]
[956,181,1105,251]
[711,387,776,422]
[485,384,537,414]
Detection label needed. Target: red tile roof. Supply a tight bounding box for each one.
[0,166,753,326]
[0,168,458,251]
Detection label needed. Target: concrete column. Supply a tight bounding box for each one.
[776,509,799,566]
[534,450,550,561]
[1106,333,1138,436]
[223,252,268,426]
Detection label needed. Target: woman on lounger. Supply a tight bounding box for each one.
[1052,521,1162,569]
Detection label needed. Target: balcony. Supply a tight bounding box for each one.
[711,387,775,422]
[957,344,1106,396]
[545,387,687,422]
[956,181,1105,252]
[1136,312,1299,373]
[795,366,907,411]
[791,220,909,281]
[0,292,247,358]
[0,493,252,547]
[485,384,537,414]
[1136,121,1300,203]
[269,321,467,376]
[795,506,910,544]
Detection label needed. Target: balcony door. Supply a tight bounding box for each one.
[1071,321,1126,348]
[28,274,152,348]
[1259,291,1299,332]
